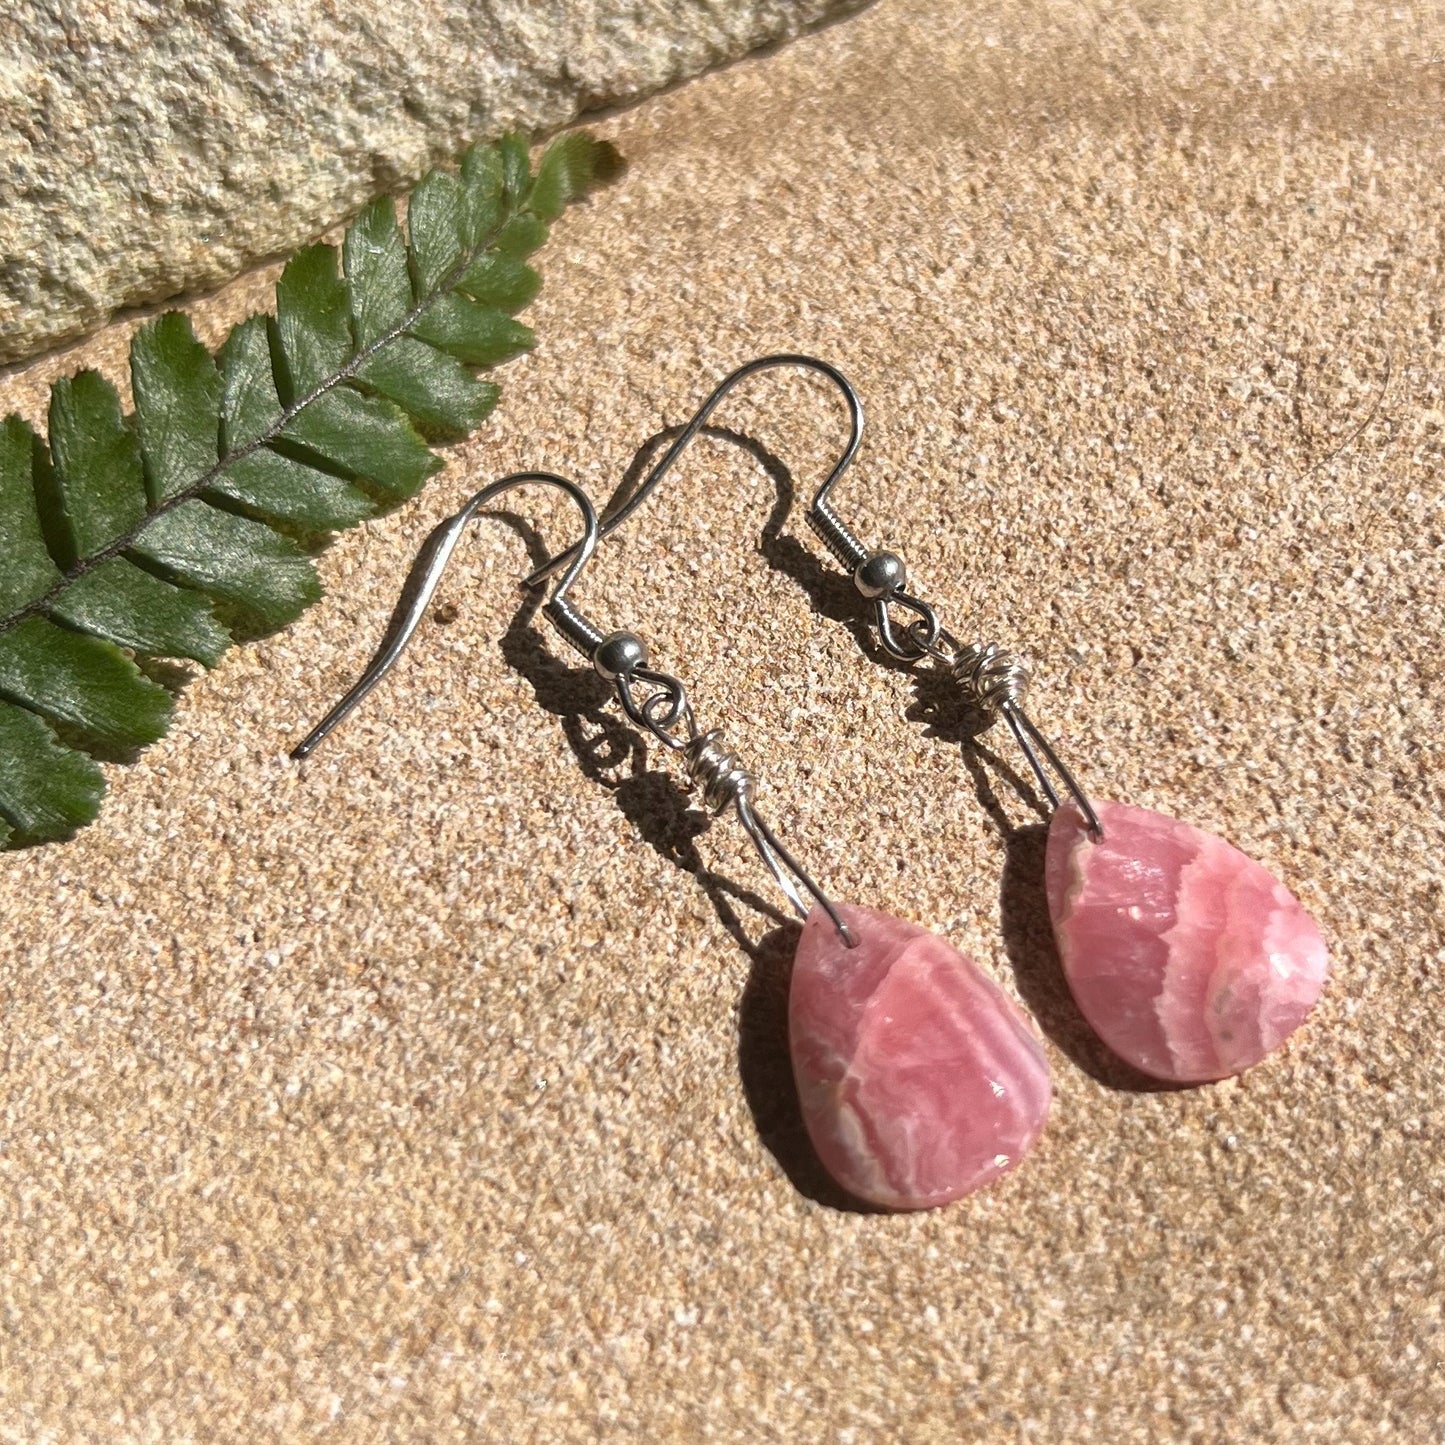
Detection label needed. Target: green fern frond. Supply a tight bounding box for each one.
[0,130,624,848]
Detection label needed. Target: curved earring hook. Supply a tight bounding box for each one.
[521,353,862,588]
[521,357,1097,839]
[290,471,601,759]
[522,353,944,662]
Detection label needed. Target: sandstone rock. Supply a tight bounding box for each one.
[0,0,867,364]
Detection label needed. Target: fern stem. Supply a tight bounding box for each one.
[0,214,513,642]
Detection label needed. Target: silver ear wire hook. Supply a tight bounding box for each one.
[522,352,945,663]
[290,472,605,759]
[522,354,1102,841]
[810,373,1105,838]
[290,470,853,943]
[523,354,857,585]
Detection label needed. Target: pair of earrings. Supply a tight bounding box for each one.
[295,356,1330,1213]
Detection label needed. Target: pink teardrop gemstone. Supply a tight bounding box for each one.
[788,903,1051,1210]
[1046,800,1329,1083]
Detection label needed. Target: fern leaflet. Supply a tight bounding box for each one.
[0,131,623,847]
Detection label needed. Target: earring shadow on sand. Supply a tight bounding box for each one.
[580,432,915,1207]
[735,919,885,1213]
[489,510,795,970]
[500,513,883,1207]
[907,650,1176,1091]
[574,428,922,1206]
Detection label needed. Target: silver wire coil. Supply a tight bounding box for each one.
[543,596,608,661]
[683,728,756,813]
[806,501,870,573]
[952,642,1031,714]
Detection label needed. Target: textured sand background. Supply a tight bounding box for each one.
[1,1,1442,1439]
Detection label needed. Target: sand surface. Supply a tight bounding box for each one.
[1,1,1442,1438]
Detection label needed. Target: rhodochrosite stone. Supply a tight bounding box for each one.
[1046,801,1329,1083]
[788,903,1050,1210]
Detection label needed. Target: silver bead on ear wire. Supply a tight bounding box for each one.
[591,630,649,682]
[852,550,908,600]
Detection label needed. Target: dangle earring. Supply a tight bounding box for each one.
[531,354,1330,1086]
[799,377,1331,1086]
[294,471,1050,1211]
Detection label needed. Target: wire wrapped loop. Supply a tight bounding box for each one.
[683,728,756,813]
[952,642,1031,714]
[617,667,691,743]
